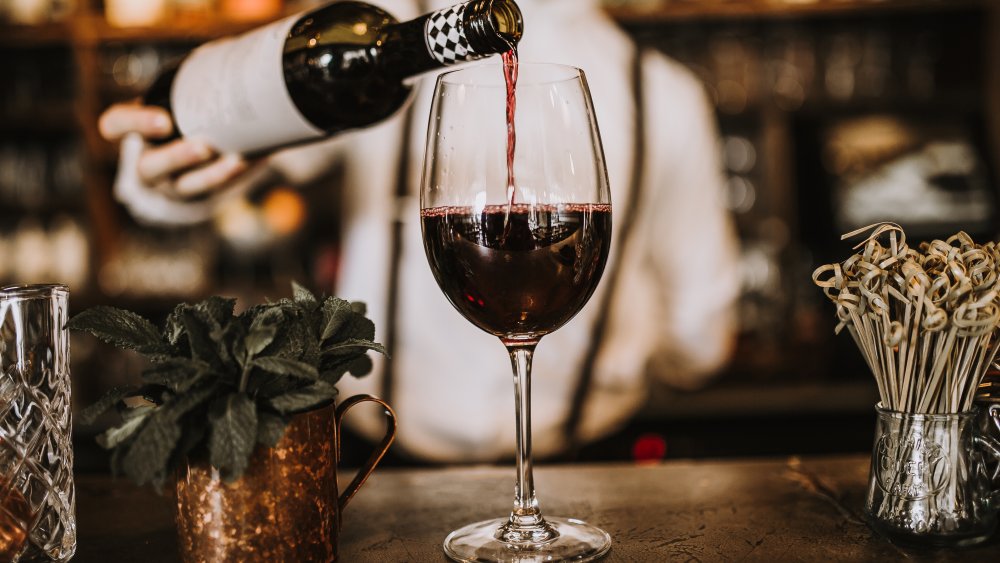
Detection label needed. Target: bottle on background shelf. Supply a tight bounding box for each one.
[0,215,90,290]
[98,230,212,299]
[104,0,169,27]
[10,218,49,283]
[172,0,215,20]
[220,0,284,22]
[144,0,523,155]
[4,0,66,25]
[0,141,84,208]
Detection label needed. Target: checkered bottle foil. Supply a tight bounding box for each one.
[425,0,522,65]
[425,4,478,65]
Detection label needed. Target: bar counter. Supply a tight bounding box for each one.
[72,455,999,562]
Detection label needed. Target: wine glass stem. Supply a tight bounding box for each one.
[500,339,558,544]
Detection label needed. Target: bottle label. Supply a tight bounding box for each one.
[424,4,482,65]
[171,15,323,154]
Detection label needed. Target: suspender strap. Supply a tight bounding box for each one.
[563,47,647,450]
[380,104,417,405]
[380,0,431,406]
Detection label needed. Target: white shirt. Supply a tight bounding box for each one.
[114,0,740,463]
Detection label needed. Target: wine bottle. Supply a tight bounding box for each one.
[145,0,523,155]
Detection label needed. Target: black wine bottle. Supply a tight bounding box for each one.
[144,0,522,155]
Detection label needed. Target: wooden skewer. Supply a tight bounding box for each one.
[813,224,1000,414]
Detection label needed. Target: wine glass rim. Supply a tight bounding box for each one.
[437,62,585,87]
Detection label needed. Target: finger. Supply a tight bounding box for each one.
[137,139,216,185]
[173,154,249,198]
[99,104,174,141]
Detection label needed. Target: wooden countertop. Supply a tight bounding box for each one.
[71,455,999,562]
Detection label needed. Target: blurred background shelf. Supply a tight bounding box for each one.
[0,110,79,132]
[0,23,74,46]
[605,0,988,22]
[71,15,264,44]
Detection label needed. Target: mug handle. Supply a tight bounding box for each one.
[335,394,398,512]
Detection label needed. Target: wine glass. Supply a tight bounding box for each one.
[420,62,613,562]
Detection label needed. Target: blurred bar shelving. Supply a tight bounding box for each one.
[591,0,1000,462]
[604,0,988,22]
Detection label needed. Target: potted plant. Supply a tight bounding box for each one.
[71,282,396,562]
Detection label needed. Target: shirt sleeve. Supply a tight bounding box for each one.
[638,51,741,390]
[112,133,348,226]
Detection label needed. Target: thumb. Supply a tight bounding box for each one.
[98,103,174,142]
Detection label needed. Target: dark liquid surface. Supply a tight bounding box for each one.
[421,204,612,339]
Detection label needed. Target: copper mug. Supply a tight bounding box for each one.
[175,395,396,562]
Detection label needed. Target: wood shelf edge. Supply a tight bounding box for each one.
[0,16,265,48]
[605,0,990,24]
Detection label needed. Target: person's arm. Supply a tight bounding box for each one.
[640,52,741,390]
[99,104,250,197]
[99,102,272,225]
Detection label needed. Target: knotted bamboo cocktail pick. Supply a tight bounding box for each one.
[813,222,1000,414]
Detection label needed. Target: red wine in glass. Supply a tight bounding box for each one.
[421,203,611,339]
[423,62,614,562]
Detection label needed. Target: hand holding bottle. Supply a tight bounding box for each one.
[141,0,521,156]
[99,0,521,224]
[98,102,249,199]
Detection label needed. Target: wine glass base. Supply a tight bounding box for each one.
[444,516,611,562]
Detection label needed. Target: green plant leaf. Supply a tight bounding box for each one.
[318,353,374,386]
[262,310,308,359]
[163,304,188,346]
[198,296,237,326]
[245,371,301,400]
[292,281,317,305]
[180,307,225,366]
[319,364,352,386]
[244,307,284,361]
[161,383,218,422]
[142,358,212,393]
[96,408,152,449]
[120,401,157,419]
[121,410,182,488]
[320,297,356,341]
[67,307,168,355]
[76,385,138,425]
[320,298,355,341]
[169,417,208,474]
[212,321,246,371]
[323,338,388,357]
[267,381,339,415]
[320,298,376,343]
[348,354,374,377]
[268,320,322,367]
[252,356,319,381]
[256,412,288,448]
[207,393,258,482]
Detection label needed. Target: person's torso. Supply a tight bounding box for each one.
[332,0,650,462]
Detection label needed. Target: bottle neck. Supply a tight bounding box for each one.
[381,0,522,77]
[463,0,522,54]
[380,14,440,78]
